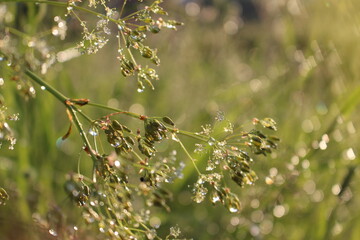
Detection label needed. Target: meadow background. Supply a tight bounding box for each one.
[1,0,360,239]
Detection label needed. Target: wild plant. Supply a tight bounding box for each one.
[0,1,278,239]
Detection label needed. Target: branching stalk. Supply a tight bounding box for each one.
[25,69,99,181]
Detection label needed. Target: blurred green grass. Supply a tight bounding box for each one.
[1,0,360,239]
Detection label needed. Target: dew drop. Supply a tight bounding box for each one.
[104,27,111,35]
[110,140,121,148]
[40,86,46,90]
[208,137,216,146]
[0,78,4,86]
[215,111,225,121]
[146,229,156,239]
[8,113,19,121]
[211,194,220,203]
[52,28,59,36]
[171,133,179,142]
[229,207,239,213]
[48,229,58,236]
[137,88,144,93]
[206,163,215,171]
[88,126,98,136]
[29,86,36,95]
[194,143,204,153]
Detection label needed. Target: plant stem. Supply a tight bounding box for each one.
[87,102,142,119]
[177,136,201,175]
[25,69,68,103]
[4,0,120,24]
[25,69,99,182]
[76,108,93,123]
[25,69,206,179]
[176,129,209,142]
[67,106,99,178]
[119,0,127,18]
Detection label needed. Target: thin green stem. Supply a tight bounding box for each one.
[68,106,99,182]
[7,27,29,38]
[4,0,117,23]
[177,136,201,175]
[119,29,138,65]
[122,9,143,22]
[25,69,68,103]
[87,102,142,119]
[224,132,247,141]
[8,25,53,39]
[25,69,99,182]
[75,108,93,123]
[176,129,209,142]
[25,69,205,180]
[119,0,127,18]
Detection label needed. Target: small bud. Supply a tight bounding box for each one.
[260,118,277,131]
[112,120,123,131]
[125,136,135,145]
[141,46,153,58]
[162,116,175,126]
[149,25,160,33]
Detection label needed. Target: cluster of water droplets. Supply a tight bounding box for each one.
[52,16,67,40]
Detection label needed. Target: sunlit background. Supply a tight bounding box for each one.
[1,0,360,239]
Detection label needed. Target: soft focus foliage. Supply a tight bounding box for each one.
[1,0,360,240]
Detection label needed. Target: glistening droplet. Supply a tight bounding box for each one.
[48,229,58,236]
[88,126,98,136]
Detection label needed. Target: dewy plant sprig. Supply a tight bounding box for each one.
[25,69,278,239]
[0,1,278,239]
[1,0,182,91]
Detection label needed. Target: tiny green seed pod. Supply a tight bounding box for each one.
[162,116,175,126]
[125,136,135,145]
[137,80,145,92]
[122,125,132,133]
[83,185,90,196]
[112,120,123,131]
[141,46,153,58]
[151,56,160,65]
[0,188,9,201]
[149,25,160,33]
[137,26,147,31]
[231,174,245,187]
